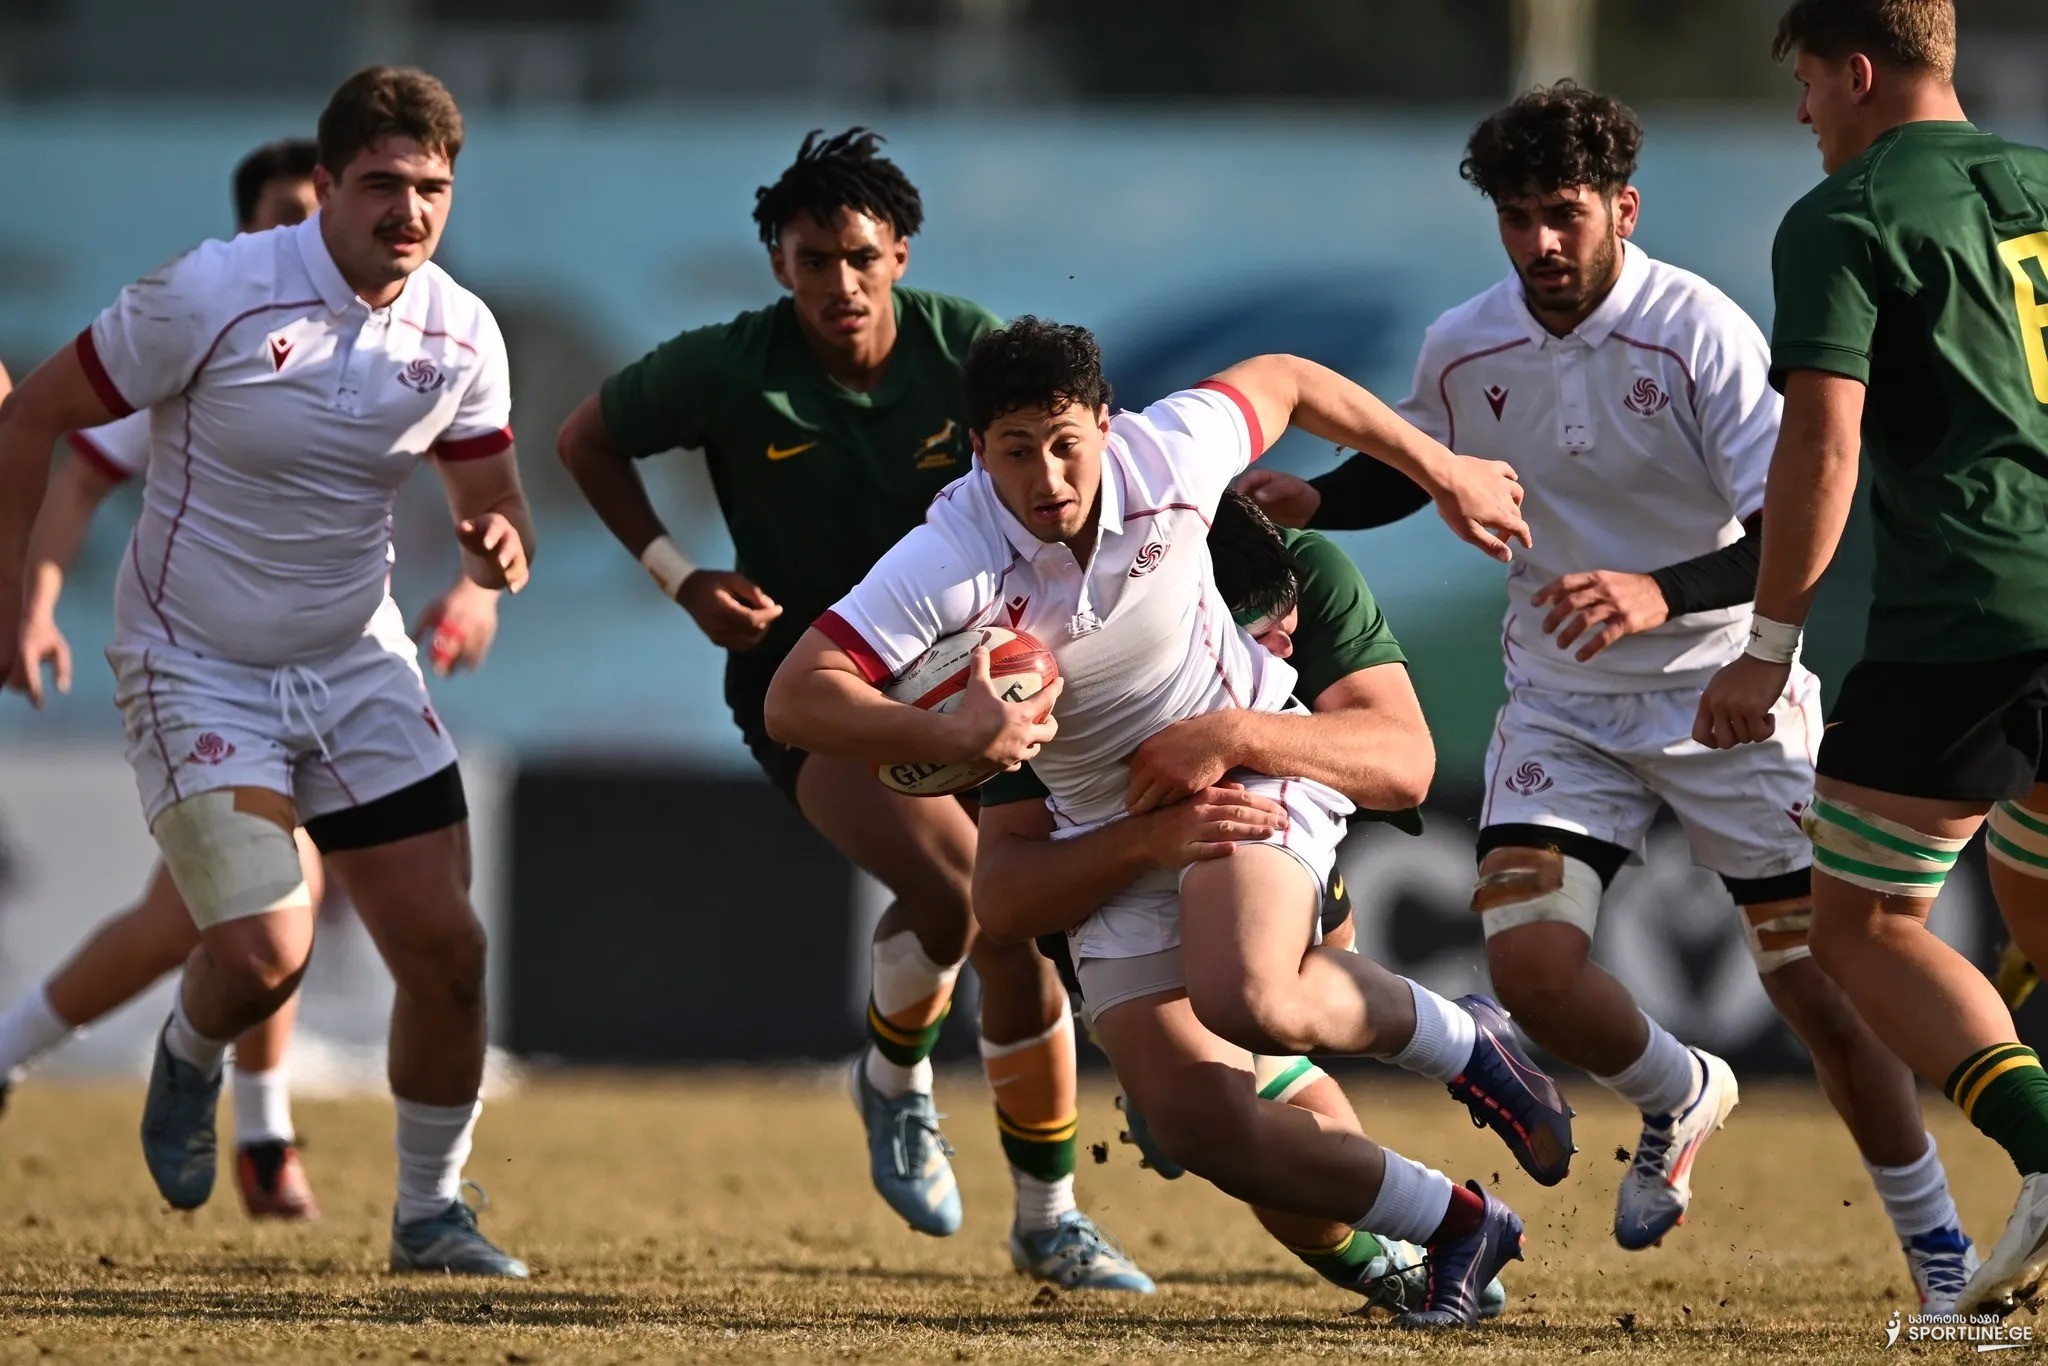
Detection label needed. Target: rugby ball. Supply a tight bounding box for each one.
[875,626,1059,797]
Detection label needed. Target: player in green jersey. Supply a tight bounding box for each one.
[1695,0,2048,1315]
[555,130,1150,1290]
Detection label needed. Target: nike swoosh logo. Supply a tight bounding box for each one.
[766,441,816,462]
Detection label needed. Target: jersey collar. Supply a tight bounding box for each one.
[1511,238,1651,349]
[295,213,415,315]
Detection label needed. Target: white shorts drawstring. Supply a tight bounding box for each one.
[269,665,334,761]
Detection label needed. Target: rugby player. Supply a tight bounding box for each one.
[765,318,1569,1328]
[556,130,1149,1289]
[1693,0,2048,1315]
[1240,80,1977,1304]
[0,66,531,1276]
[0,137,503,1222]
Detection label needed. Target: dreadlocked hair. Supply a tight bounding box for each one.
[752,128,926,247]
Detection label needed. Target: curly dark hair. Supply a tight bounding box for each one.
[1772,0,1954,79]
[1210,491,1302,630]
[961,317,1115,433]
[1459,80,1643,203]
[752,128,925,248]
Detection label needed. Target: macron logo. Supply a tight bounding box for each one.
[1484,385,1509,420]
[1003,595,1029,628]
[268,335,293,371]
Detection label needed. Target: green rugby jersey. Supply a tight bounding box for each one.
[980,528,1408,809]
[1770,121,2048,662]
[600,286,1001,678]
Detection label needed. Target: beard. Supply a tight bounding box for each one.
[1521,230,1622,314]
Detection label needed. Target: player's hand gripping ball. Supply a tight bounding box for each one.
[876,627,1059,797]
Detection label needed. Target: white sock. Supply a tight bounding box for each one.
[1012,1173,1078,1232]
[162,992,229,1078]
[1358,1149,1457,1244]
[1867,1134,1962,1240]
[1594,1015,1700,1117]
[230,1064,295,1146]
[863,929,961,1099]
[394,1097,481,1225]
[0,983,78,1078]
[1384,979,1477,1081]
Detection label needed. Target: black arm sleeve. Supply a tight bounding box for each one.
[1304,450,1433,531]
[1647,514,1764,616]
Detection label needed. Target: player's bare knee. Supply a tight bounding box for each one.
[1143,1083,1258,1177]
[202,917,311,997]
[385,911,488,1006]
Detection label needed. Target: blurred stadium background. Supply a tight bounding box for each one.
[0,0,2043,1084]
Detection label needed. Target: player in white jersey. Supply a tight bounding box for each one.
[1240,82,1976,1305]
[0,67,532,1277]
[766,317,1573,1327]
[0,137,501,1222]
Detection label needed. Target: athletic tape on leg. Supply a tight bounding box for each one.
[1254,1054,1326,1105]
[1472,847,1603,940]
[1802,797,1966,899]
[1988,803,2048,881]
[151,789,311,928]
[1739,897,1813,973]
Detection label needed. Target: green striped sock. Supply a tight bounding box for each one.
[1945,1043,2048,1176]
[1291,1229,1394,1291]
[867,996,948,1067]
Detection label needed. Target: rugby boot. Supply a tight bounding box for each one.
[140,1026,222,1210]
[1957,1173,2048,1317]
[237,1139,320,1220]
[852,1054,962,1236]
[390,1191,529,1277]
[1906,1223,1980,1315]
[1614,1048,1739,1250]
[1391,1184,1525,1328]
[1446,995,1575,1186]
[1009,1211,1156,1292]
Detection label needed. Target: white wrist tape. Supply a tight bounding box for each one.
[639,535,696,599]
[1744,614,1802,664]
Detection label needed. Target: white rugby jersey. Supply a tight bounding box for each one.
[68,410,149,482]
[821,384,1308,830]
[1396,242,1780,695]
[77,214,513,667]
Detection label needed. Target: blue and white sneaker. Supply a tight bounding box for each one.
[390,1190,529,1277]
[1614,1049,1738,1250]
[1908,1224,1981,1316]
[1009,1211,1156,1292]
[852,1055,962,1236]
[1446,996,1575,1187]
[1115,1093,1184,1180]
[1392,1183,1526,1328]
[139,1026,222,1210]
[1355,1237,1507,1319]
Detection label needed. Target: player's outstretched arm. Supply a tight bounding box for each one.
[1124,663,1433,814]
[1207,354,1529,561]
[435,447,535,593]
[765,633,1059,767]
[0,347,126,678]
[1695,371,1865,749]
[8,450,123,706]
[974,784,1290,945]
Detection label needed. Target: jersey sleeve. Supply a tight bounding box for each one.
[67,411,151,484]
[1391,326,1453,446]
[1128,383,1266,516]
[1691,297,1784,520]
[598,321,727,459]
[814,515,1000,685]
[1769,188,1883,389]
[1283,529,1406,704]
[977,763,1050,808]
[435,304,515,461]
[78,241,233,417]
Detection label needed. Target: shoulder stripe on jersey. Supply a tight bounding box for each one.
[1436,338,1531,447]
[815,610,891,686]
[436,426,515,462]
[1610,333,1698,411]
[393,318,481,356]
[1194,379,1266,458]
[67,431,133,485]
[74,330,137,419]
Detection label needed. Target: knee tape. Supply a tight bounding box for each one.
[1738,896,1813,974]
[1803,796,1966,898]
[151,789,311,928]
[1254,1054,1327,1105]
[1471,845,1603,940]
[1988,803,2048,881]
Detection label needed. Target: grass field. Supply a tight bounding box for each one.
[0,1071,2032,1363]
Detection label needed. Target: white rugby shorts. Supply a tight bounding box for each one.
[1480,668,1822,882]
[1070,770,1352,1018]
[108,598,458,829]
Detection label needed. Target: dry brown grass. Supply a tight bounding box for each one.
[0,1071,2030,1362]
